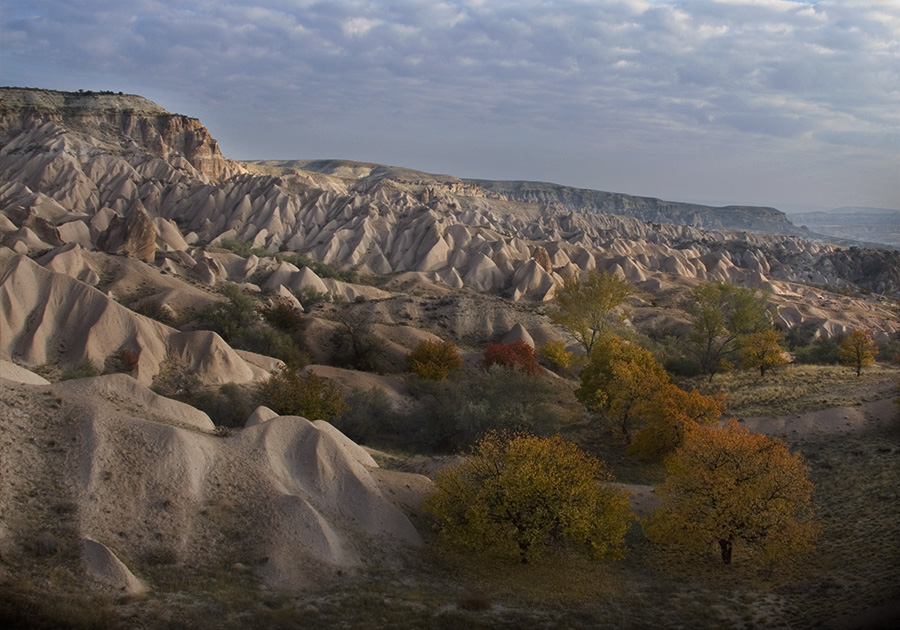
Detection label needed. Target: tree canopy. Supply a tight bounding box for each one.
[686,282,772,382]
[423,432,634,563]
[550,269,632,354]
[627,384,725,461]
[645,420,819,566]
[576,335,670,444]
[741,329,789,376]
[407,339,463,381]
[838,328,879,377]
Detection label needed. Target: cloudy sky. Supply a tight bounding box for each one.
[2,0,898,211]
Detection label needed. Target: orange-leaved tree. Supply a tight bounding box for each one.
[407,339,463,381]
[423,432,634,563]
[627,384,725,461]
[645,419,819,566]
[482,339,541,375]
[576,335,669,443]
[838,328,879,377]
[741,329,790,376]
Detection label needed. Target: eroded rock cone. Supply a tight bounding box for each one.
[97,202,156,262]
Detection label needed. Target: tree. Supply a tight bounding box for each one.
[406,365,567,453]
[482,339,541,375]
[407,339,463,381]
[256,365,348,421]
[330,309,385,372]
[423,432,634,563]
[686,282,772,382]
[741,329,789,376]
[576,335,669,443]
[539,339,575,375]
[839,328,879,377]
[645,420,819,566]
[627,384,725,461]
[550,269,632,354]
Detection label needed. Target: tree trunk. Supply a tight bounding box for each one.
[719,539,733,564]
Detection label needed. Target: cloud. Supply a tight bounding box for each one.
[1,0,897,208]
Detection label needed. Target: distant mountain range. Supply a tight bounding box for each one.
[788,207,900,248]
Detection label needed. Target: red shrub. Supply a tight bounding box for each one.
[482,339,541,375]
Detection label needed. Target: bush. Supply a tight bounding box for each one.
[407,339,463,381]
[334,387,400,444]
[404,365,568,453]
[256,365,348,421]
[190,383,253,428]
[60,359,101,381]
[424,432,634,563]
[482,339,540,375]
[539,339,574,375]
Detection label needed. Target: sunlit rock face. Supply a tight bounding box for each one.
[2,87,898,345]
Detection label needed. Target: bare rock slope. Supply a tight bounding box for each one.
[0,372,427,592]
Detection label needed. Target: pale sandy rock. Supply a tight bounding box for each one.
[511,259,556,302]
[97,203,157,262]
[245,405,279,428]
[55,374,215,432]
[0,359,50,385]
[81,538,147,596]
[36,242,98,285]
[463,252,504,293]
[191,260,217,285]
[0,214,17,232]
[501,323,535,348]
[153,217,189,251]
[57,219,92,247]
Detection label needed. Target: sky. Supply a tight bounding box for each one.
[2,0,898,212]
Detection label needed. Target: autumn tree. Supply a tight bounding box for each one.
[627,384,725,461]
[482,339,541,375]
[741,329,789,376]
[576,335,669,443]
[645,420,819,566]
[550,269,632,354]
[686,282,772,382]
[423,432,634,563]
[256,365,348,421]
[407,339,463,381]
[839,328,879,377]
[539,339,575,375]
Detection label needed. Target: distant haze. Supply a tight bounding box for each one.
[3,0,897,212]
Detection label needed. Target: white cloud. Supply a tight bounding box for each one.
[1,0,897,208]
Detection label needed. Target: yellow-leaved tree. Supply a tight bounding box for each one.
[406,339,463,381]
[423,432,634,563]
[838,328,879,377]
[550,270,632,354]
[627,384,725,461]
[576,335,669,443]
[645,420,819,566]
[741,329,789,376]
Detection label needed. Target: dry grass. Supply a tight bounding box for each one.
[681,363,900,417]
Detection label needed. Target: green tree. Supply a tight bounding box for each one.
[550,269,633,354]
[741,329,789,376]
[423,432,634,563]
[686,282,772,382]
[576,335,669,443]
[256,365,348,421]
[407,339,463,381]
[645,419,819,566]
[838,328,879,377]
